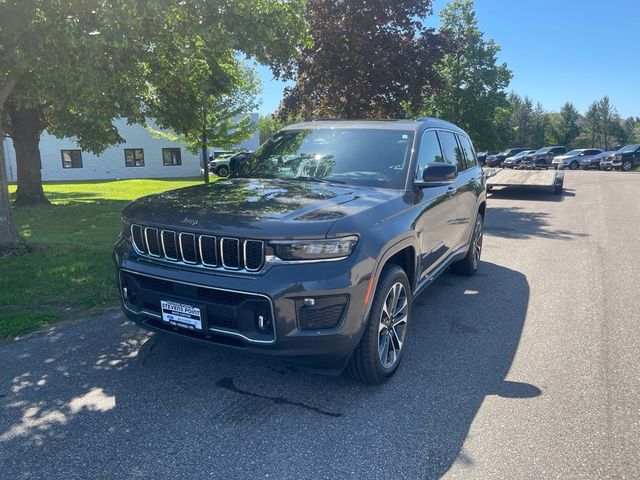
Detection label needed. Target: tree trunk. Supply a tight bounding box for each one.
[201,130,210,184]
[0,134,20,247]
[10,106,50,206]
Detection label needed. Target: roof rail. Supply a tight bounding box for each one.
[416,116,438,122]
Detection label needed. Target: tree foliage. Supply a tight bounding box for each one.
[0,0,307,246]
[278,0,447,119]
[418,0,512,150]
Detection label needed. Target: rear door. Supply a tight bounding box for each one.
[438,130,472,251]
[456,134,482,248]
[413,130,457,278]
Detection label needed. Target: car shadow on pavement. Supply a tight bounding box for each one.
[0,262,536,479]
[485,205,589,240]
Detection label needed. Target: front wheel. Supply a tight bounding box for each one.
[346,265,411,384]
[216,165,230,177]
[451,214,483,276]
[569,161,579,170]
[622,160,633,172]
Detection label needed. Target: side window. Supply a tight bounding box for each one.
[458,135,477,168]
[438,130,465,171]
[415,130,444,178]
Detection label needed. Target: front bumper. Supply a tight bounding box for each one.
[113,236,373,368]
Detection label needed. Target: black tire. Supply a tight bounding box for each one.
[569,161,579,170]
[216,165,230,177]
[622,160,633,172]
[451,214,484,276]
[345,265,411,384]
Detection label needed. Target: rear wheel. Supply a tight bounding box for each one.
[451,214,483,276]
[346,265,411,384]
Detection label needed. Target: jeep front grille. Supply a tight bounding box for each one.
[131,224,265,272]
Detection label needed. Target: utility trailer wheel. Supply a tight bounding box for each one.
[554,180,563,195]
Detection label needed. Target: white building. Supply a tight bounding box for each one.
[2,115,260,182]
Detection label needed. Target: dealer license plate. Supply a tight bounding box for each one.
[160,300,203,331]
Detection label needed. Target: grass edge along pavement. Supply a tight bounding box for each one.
[0,177,201,339]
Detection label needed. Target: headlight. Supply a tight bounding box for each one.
[270,236,358,261]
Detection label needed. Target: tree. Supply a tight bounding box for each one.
[259,115,286,144]
[598,96,617,150]
[0,1,307,244]
[509,93,534,147]
[419,0,512,150]
[1,0,147,206]
[550,102,581,147]
[530,102,549,148]
[278,0,447,119]
[147,62,260,183]
[583,101,601,148]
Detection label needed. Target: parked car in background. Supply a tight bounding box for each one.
[485,148,528,167]
[610,144,640,171]
[477,151,495,166]
[552,149,603,170]
[582,151,613,170]
[503,149,536,169]
[599,151,617,170]
[522,146,567,169]
[208,151,253,177]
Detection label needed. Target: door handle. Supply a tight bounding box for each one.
[447,186,457,197]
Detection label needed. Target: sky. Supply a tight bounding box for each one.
[255,0,640,118]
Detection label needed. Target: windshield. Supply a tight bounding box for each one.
[234,128,414,189]
[513,150,532,158]
[618,144,640,153]
[565,149,584,156]
[534,147,552,154]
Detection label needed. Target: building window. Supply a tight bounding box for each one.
[125,148,145,167]
[163,148,182,166]
[61,150,83,169]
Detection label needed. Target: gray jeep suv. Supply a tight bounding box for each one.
[113,118,487,384]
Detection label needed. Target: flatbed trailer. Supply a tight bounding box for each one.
[485,168,564,195]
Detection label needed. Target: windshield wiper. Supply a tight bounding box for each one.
[292,176,345,184]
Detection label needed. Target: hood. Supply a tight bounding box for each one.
[122,178,402,239]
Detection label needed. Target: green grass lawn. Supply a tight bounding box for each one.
[1,178,201,339]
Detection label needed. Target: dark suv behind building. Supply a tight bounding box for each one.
[113,118,487,384]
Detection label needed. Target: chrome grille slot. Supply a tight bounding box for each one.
[161,230,178,261]
[199,235,218,266]
[221,238,241,269]
[131,225,146,253]
[130,224,264,273]
[145,228,161,257]
[244,240,264,271]
[179,233,198,264]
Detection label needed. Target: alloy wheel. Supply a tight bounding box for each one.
[472,216,483,270]
[378,282,408,370]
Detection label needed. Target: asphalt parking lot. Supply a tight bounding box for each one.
[1,170,639,479]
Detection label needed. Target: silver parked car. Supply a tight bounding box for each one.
[552,149,602,170]
[503,150,536,169]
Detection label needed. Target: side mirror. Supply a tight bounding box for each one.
[415,163,457,188]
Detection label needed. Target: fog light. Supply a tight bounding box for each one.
[303,298,315,306]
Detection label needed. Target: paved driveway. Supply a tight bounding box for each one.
[1,171,639,479]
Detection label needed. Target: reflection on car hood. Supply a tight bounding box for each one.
[121,178,403,238]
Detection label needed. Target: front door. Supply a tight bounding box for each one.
[413,130,458,279]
